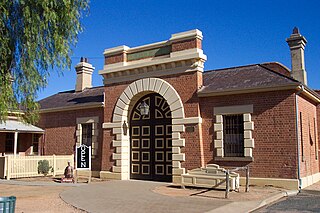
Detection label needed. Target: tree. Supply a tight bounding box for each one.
[0,0,89,124]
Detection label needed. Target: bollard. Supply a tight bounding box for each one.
[225,170,230,199]
[246,166,249,192]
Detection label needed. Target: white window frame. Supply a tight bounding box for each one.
[76,116,99,158]
[213,105,254,159]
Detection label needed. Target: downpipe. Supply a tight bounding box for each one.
[295,85,304,191]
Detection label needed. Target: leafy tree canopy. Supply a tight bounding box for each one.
[0,0,89,124]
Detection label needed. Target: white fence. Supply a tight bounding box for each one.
[0,155,74,180]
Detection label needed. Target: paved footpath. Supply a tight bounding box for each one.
[255,181,320,212]
[0,178,302,213]
[60,180,232,213]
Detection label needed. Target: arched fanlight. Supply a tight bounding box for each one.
[139,101,149,116]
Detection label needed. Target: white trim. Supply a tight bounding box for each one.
[239,173,320,190]
[103,45,130,56]
[300,172,320,188]
[214,105,253,115]
[213,110,254,158]
[170,29,203,41]
[100,48,206,74]
[39,103,104,113]
[14,131,18,157]
[76,116,99,157]
[172,117,202,125]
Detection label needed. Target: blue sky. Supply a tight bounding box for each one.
[38,0,320,100]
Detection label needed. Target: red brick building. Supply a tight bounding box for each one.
[39,28,320,189]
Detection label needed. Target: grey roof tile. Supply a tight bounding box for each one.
[39,86,104,110]
[200,63,299,94]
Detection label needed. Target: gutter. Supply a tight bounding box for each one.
[295,85,304,191]
[39,103,104,113]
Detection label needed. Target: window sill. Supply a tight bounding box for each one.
[214,156,254,162]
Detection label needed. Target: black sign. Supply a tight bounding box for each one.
[76,144,91,170]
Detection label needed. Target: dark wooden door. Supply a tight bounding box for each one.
[130,93,172,182]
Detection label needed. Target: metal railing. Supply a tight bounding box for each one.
[225,166,249,198]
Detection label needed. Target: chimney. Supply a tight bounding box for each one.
[75,57,95,92]
[286,27,308,85]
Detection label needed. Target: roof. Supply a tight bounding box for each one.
[39,86,104,112]
[0,120,44,133]
[199,63,300,96]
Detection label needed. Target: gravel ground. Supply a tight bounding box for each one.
[0,176,107,213]
[0,184,84,213]
[153,185,283,201]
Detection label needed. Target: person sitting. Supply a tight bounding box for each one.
[61,161,74,183]
[64,161,74,178]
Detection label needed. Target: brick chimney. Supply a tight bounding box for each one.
[286,27,308,85]
[75,57,95,92]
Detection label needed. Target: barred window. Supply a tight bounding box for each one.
[82,123,93,147]
[223,115,244,157]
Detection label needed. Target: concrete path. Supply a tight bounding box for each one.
[60,180,232,213]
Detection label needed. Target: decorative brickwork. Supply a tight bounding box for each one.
[105,53,125,65]
[172,38,202,52]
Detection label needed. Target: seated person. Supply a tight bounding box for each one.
[62,161,74,182]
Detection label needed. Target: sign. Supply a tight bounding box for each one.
[127,46,171,61]
[76,144,91,170]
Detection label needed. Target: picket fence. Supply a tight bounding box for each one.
[0,155,74,180]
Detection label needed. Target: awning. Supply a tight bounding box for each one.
[0,120,44,133]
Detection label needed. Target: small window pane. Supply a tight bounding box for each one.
[223,115,244,157]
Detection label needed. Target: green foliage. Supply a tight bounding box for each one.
[0,0,89,124]
[37,159,52,176]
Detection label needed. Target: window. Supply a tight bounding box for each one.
[5,133,14,153]
[32,134,40,154]
[82,123,93,147]
[223,115,244,157]
[213,105,254,159]
[76,116,99,158]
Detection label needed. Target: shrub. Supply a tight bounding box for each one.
[37,160,52,176]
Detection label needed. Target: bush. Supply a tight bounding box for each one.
[37,160,52,176]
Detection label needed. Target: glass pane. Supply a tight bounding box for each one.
[223,115,244,157]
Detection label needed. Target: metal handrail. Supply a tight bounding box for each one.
[225,165,249,198]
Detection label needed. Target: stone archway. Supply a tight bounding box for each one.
[103,78,202,183]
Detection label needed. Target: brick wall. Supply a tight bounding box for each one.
[171,38,202,52]
[315,90,320,170]
[105,53,125,65]
[38,108,104,171]
[318,104,320,171]
[297,95,319,177]
[200,90,298,179]
[103,71,203,171]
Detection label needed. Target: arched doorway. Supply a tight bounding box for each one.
[130,93,172,182]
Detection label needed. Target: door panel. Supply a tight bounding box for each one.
[130,93,172,182]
